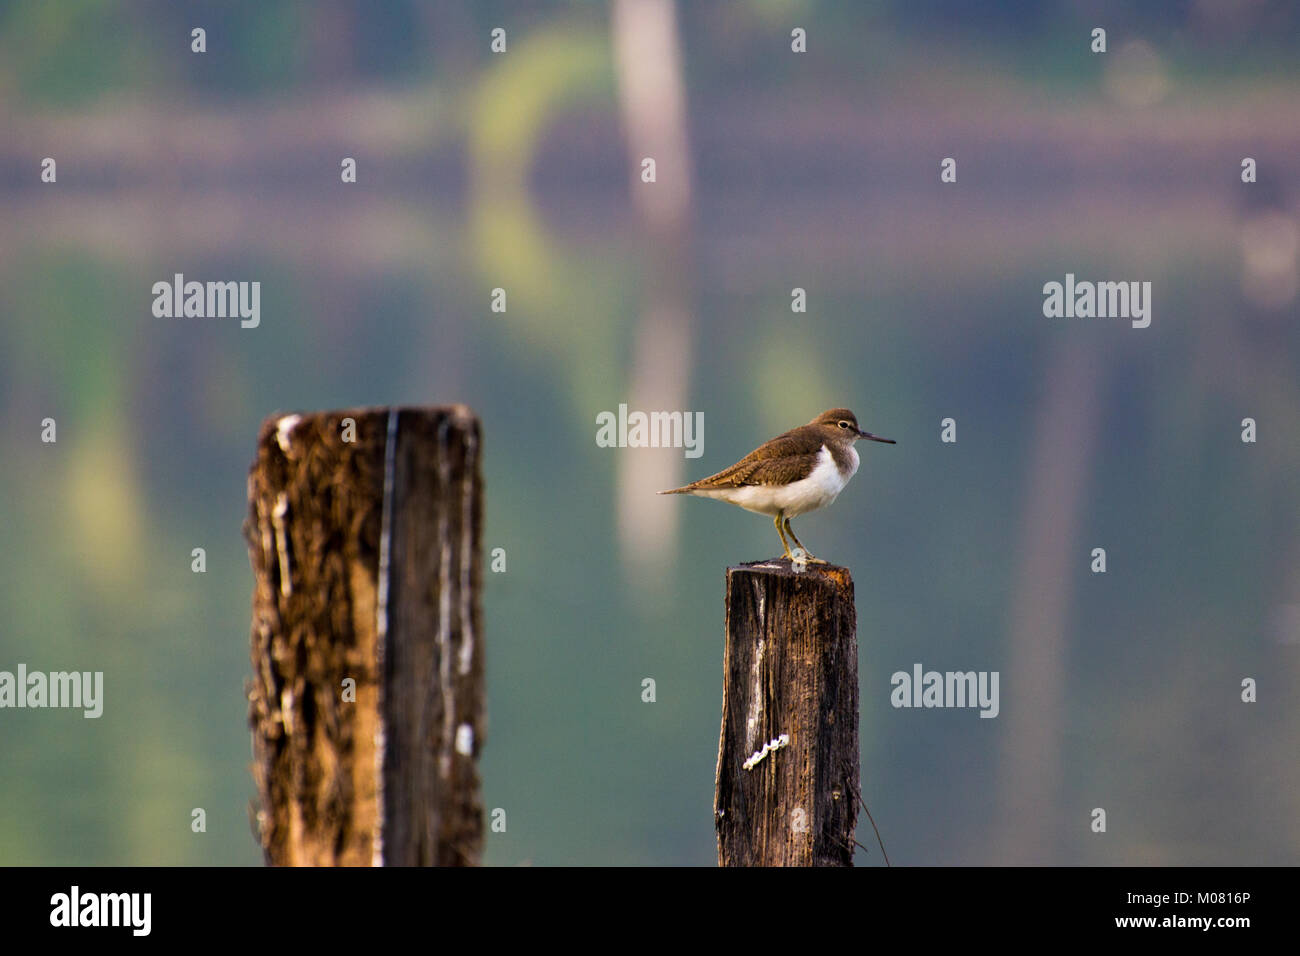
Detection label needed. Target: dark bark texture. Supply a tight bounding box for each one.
[245,405,483,866]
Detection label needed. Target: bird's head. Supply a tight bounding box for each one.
[811,408,896,444]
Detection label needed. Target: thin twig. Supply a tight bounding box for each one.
[852,780,891,867]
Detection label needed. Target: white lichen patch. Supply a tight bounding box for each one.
[743,733,790,771]
[272,493,292,598]
[275,414,302,456]
[455,722,474,756]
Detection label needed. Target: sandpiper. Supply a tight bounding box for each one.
[659,408,894,563]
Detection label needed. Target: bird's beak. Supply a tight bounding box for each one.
[859,429,896,444]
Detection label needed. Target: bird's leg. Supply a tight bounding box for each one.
[773,512,794,559]
[784,517,828,564]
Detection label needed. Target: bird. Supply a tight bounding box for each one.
[659,408,894,563]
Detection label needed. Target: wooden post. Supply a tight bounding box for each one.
[714,560,860,866]
[244,405,484,866]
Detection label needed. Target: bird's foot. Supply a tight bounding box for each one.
[789,548,827,565]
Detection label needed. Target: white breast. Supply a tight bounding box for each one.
[693,444,856,517]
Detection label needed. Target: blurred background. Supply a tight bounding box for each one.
[1,0,1298,866]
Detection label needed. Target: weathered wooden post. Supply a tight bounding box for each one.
[714,560,860,866]
[244,405,484,866]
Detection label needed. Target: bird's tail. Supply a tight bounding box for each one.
[658,486,693,495]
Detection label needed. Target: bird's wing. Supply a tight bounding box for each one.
[683,447,820,489]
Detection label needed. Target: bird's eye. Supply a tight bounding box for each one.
[839,421,849,429]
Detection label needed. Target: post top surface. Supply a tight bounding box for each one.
[726,558,853,587]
